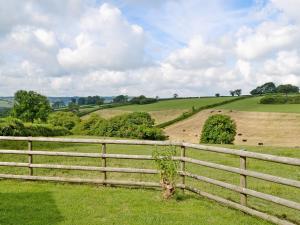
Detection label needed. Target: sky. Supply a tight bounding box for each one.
[1,0,300,97]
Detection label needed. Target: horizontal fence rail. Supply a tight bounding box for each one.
[0,136,299,225]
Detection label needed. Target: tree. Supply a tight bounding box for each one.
[173,93,178,98]
[229,90,235,96]
[276,84,299,96]
[52,101,65,109]
[235,89,242,96]
[215,93,220,97]
[71,98,77,104]
[113,95,128,103]
[250,82,277,95]
[77,97,86,105]
[130,95,157,104]
[68,102,79,113]
[12,90,51,122]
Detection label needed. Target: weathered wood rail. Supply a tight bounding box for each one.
[0,136,299,225]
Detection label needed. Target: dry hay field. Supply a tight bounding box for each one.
[165,109,300,147]
[81,97,236,124]
[82,109,186,124]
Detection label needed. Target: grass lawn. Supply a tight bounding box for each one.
[216,96,300,113]
[0,138,299,224]
[0,180,272,225]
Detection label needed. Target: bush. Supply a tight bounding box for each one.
[130,95,157,104]
[200,114,236,144]
[0,117,70,137]
[260,95,300,104]
[0,117,26,136]
[78,112,166,140]
[48,112,80,130]
[24,123,70,136]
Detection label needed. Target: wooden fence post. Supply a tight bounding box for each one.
[240,149,247,206]
[102,143,107,185]
[180,145,186,192]
[28,140,33,176]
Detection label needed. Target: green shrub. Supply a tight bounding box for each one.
[260,95,300,104]
[24,123,70,136]
[0,117,26,136]
[48,112,80,130]
[260,95,287,104]
[0,117,70,137]
[78,112,166,140]
[200,114,236,144]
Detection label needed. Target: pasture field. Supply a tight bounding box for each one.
[0,99,13,108]
[216,96,300,113]
[0,138,299,224]
[82,109,186,124]
[165,109,300,147]
[82,97,236,124]
[111,97,236,111]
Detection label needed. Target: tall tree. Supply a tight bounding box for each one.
[250,82,277,95]
[113,95,128,103]
[235,89,242,96]
[276,84,299,96]
[12,90,51,122]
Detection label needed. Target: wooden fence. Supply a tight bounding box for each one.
[0,136,299,225]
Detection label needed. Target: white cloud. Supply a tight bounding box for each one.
[271,0,300,22]
[236,21,300,60]
[166,36,224,70]
[264,50,300,77]
[57,3,147,71]
[1,1,300,97]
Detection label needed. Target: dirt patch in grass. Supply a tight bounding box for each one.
[165,109,300,147]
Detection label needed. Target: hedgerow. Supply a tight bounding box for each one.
[75,112,166,140]
[157,96,249,128]
[0,117,70,137]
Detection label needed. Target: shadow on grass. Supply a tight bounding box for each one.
[0,192,63,225]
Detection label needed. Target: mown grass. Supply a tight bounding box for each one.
[110,97,236,112]
[0,180,271,225]
[0,138,299,224]
[216,96,300,113]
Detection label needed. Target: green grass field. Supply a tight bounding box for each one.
[0,137,299,224]
[111,97,236,112]
[0,180,271,225]
[216,97,300,113]
[0,99,13,108]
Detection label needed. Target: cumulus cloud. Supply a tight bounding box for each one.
[57,3,147,71]
[1,0,300,97]
[166,36,224,70]
[236,21,300,60]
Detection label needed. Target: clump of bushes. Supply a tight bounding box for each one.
[0,117,70,137]
[130,95,157,105]
[260,95,300,104]
[76,112,166,140]
[48,112,80,130]
[200,114,236,144]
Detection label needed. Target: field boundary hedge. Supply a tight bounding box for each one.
[156,96,251,128]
